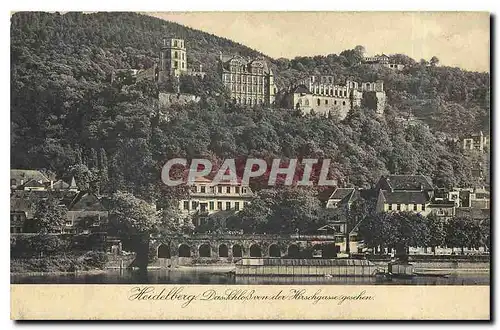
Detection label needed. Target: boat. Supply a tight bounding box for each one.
[414,271,451,278]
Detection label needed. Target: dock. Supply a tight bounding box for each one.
[234,258,380,277]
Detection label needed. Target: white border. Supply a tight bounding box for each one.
[1,1,497,328]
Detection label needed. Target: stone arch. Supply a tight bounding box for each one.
[178,244,191,257]
[157,244,171,258]
[250,244,262,257]
[269,244,281,258]
[199,244,211,257]
[232,244,243,258]
[287,244,300,258]
[219,244,229,257]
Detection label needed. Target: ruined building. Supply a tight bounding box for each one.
[282,75,386,119]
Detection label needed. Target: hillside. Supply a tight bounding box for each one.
[10,12,490,203]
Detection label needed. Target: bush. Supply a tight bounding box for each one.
[82,251,108,269]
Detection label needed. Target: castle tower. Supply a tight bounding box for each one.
[159,38,187,79]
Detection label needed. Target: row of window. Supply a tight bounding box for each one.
[172,40,184,48]
[232,97,265,106]
[183,200,249,211]
[173,51,185,60]
[297,98,347,107]
[191,185,249,194]
[229,84,264,93]
[224,74,264,84]
[229,65,264,75]
[173,61,185,69]
[313,87,348,97]
[387,204,426,211]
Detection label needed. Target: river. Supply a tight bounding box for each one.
[11,269,490,285]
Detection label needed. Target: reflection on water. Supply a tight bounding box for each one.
[11,269,490,285]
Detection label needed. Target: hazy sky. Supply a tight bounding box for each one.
[148,12,490,72]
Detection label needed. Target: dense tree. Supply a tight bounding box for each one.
[32,196,67,233]
[445,217,483,254]
[108,191,160,268]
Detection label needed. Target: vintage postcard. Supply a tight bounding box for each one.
[10,11,490,320]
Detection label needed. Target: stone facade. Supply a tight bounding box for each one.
[219,53,277,106]
[157,38,206,84]
[283,76,385,119]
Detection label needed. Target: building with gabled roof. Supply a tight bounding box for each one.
[375,174,434,192]
[10,169,51,190]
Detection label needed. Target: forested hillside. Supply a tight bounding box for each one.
[11,12,490,204]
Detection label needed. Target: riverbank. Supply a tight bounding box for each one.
[11,251,108,275]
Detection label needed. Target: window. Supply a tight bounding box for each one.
[396,204,401,211]
[209,201,214,210]
[244,201,250,207]
[422,204,426,211]
[335,90,338,96]
[242,187,247,193]
[192,201,198,209]
[317,99,321,106]
[174,51,178,59]
[200,186,206,193]
[174,40,178,47]
[334,100,337,105]
[413,204,418,211]
[182,53,184,60]
[226,187,231,193]
[183,201,189,210]
[226,202,231,210]
[182,62,184,69]
[217,202,222,210]
[218,186,223,193]
[235,202,240,211]
[174,61,178,68]
[191,186,197,193]
[325,99,328,105]
[388,204,392,211]
[235,187,240,194]
[342,101,346,106]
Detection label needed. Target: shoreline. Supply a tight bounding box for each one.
[10,269,106,277]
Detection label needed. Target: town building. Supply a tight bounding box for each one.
[282,76,386,119]
[179,176,254,226]
[374,175,435,216]
[363,54,405,71]
[462,131,489,152]
[10,169,51,191]
[219,53,277,106]
[64,192,109,235]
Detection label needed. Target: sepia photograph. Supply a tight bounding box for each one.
[9,10,491,320]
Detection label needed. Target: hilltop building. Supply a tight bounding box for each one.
[219,53,277,106]
[157,38,206,81]
[282,75,386,119]
[363,54,405,71]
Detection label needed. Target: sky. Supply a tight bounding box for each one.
[148,12,490,72]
